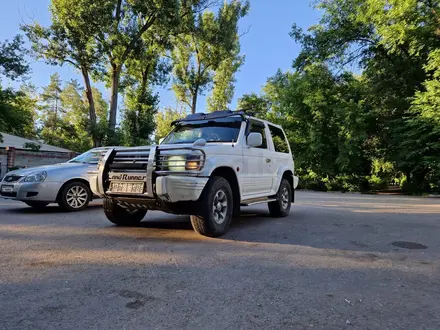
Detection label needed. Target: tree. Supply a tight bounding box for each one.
[207,49,244,112]
[0,35,33,142]
[0,85,37,141]
[0,35,30,80]
[23,8,102,147]
[288,0,440,191]
[172,0,249,114]
[121,89,159,146]
[61,80,93,151]
[155,107,185,143]
[120,32,171,146]
[49,0,211,132]
[39,73,63,142]
[237,93,270,119]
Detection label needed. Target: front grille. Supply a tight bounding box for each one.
[108,148,151,171]
[3,175,22,183]
[0,191,17,197]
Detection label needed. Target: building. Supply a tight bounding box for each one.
[0,132,76,179]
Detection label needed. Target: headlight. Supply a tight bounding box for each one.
[24,171,47,182]
[167,156,187,172]
[157,151,205,172]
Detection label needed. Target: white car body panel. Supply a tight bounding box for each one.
[90,115,297,207]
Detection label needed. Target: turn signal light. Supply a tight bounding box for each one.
[185,161,199,171]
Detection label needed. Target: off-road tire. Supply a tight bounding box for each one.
[190,176,233,237]
[103,198,146,226]
[268,178,292,217]
[25,201,49,210]
[57,181,91,212]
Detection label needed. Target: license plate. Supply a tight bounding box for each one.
[1,185,13,193]
[110,182,144,194]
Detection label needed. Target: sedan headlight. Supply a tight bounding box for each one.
[24,171,47,182]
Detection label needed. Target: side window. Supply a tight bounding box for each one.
[269,125,290,154]
[248,120,267,149]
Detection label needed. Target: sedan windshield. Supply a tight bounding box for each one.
[68,150,104,164]
[162,117,242,144]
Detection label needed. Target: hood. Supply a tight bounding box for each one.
[5,162,85,177]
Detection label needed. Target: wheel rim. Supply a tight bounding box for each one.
[212,190,228,224]
[281,187,289,209]
[66,185,88,209]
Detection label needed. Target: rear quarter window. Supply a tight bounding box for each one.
[269,125,290,154]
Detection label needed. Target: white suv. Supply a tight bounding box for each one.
[90,110,298,237]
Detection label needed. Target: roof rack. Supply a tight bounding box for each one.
[171,109,254,126]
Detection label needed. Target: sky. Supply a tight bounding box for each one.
[0,0,321,113]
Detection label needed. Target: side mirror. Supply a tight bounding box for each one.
[247,132,263,148]
[159,138,164,144]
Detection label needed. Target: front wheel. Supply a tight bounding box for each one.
[103,198,147,226]
[25,201,49,210]
[268,178,292,217]
[190,176,233,237]
[58,181,91,212]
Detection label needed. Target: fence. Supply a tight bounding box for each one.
[0,147,75,179]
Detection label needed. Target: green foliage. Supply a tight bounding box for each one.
[0,35,34,143]
[0,35,30,80]
[207,49,244,112]
[119,30,170,146]
[154,107,185,143]
[34,76,111,152]
[38,73,64,146]
[121,88,159,146]
[172,0,249,113]
[0,85,37,140]
[23,8,103,146]
[237,93,270,119]
[269,0,440,193]
[23,142,41,151]
[48,0,211,130]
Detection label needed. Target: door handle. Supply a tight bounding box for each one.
[265,158,271,163]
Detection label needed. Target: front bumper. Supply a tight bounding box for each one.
[89,172,208,203]
[0,181,60,202]
[90,147,209,204]
[156,176,208,202]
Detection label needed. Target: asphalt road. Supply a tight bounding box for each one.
[0,191,439,330]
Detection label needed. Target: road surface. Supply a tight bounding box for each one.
[0,191,439,329]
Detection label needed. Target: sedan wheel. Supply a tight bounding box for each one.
[58,181,91,212]
[66,185,89,209]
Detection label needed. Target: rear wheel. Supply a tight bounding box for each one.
[58,181,91,212]
[268,178,292,217]
[190,176,233,237]
[103,198,147,226]
[25,201,49,210]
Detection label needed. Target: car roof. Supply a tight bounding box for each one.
[247,116,284,130]
[172,110,284,130]
[90,146,124,151]
[172,110,247,125]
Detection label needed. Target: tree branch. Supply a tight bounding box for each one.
[120,13,157,64]
[63,58,80,68]
[115,0,123,28]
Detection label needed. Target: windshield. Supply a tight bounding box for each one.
[162,117,243,145]
[68,150,104,164]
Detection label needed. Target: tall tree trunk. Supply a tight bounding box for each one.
[191,87,199,114]
[109,64,121,131]
[81,67,99,147]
